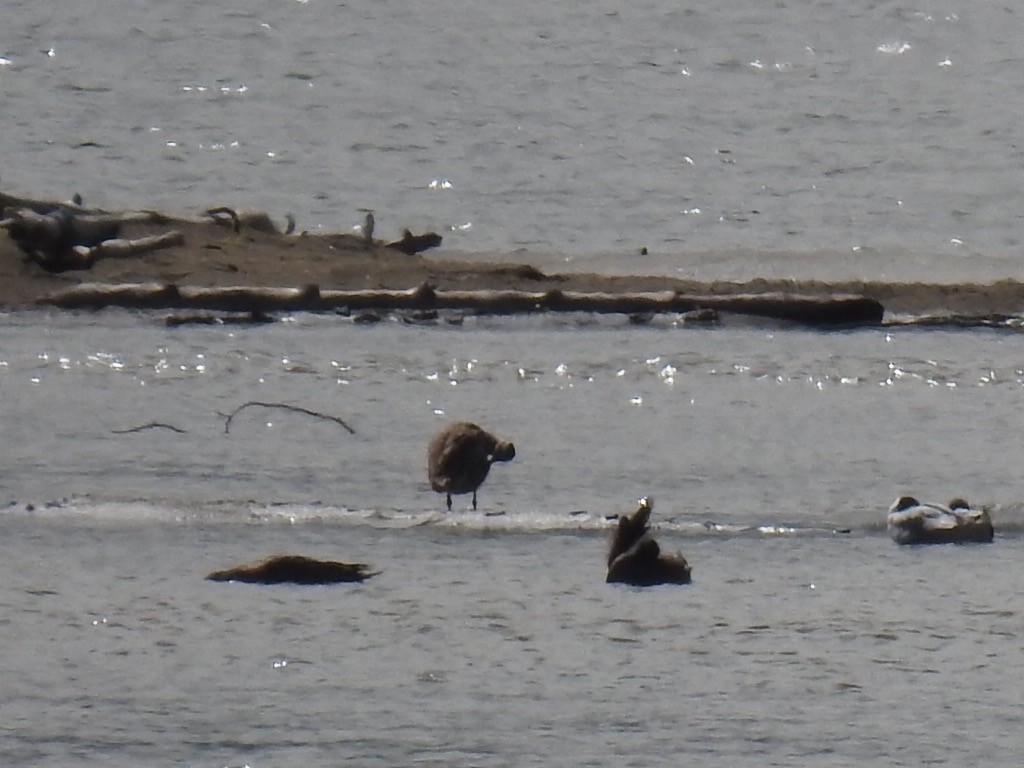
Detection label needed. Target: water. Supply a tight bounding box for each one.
[5,311,1024,521]
[3,311,1024,766]
[3,0,1024,267]
[6,518,1023,767]
[3,0,1024,764]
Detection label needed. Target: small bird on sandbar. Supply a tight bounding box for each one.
[427,421,515,511]
[362,211,375,245]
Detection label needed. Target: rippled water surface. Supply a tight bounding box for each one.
[5,517,1024,768]
[5,311,1024,523]
[3,0,1024,270]
[4,0,1024,763]
[3,311,1024,766]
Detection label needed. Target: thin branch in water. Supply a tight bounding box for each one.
[112,422,188,434]
[223,401,356,435]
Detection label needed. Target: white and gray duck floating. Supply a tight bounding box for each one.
[887,495,994,545]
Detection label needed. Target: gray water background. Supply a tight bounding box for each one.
[3,312,1024,767]
[3,0,1024,280]
[3,0,1024,765]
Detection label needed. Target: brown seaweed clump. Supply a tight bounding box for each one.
[427,421,515,511]
[206,554,378,585]
[606,498,692,586]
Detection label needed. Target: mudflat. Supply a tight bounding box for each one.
[1,200,1023,319]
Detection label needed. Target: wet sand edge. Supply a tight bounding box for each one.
[1,208,1022,319]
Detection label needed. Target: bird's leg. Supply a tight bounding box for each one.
[446,493,453,511]
[472,491,478,510]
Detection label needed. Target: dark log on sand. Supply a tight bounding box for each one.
[386,229,443,255]
[2,208,123,271]
[0,190,87,216]
[206,554,378,585]
[2,207,185,273]
[41,282,884,326]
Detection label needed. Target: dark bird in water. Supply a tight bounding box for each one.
[427,421,515,511]
[387,228,443,255]
[206,554,378,585]
[606,498,691,586]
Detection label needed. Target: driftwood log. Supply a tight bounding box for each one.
[206,554,378,585]
[386,229,443,255]
[0,190,88,216]
[0,191,294,231]
[1,207,185,273]
[41,281,885,326]
[2,208,122,271]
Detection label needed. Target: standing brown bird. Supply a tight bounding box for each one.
[427,421,515,511]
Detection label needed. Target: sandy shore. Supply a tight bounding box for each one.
[2,200,1024,320]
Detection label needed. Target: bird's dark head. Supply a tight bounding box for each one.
[491,440,515,463]
[890,495,920,513]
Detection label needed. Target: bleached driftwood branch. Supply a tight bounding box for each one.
[41,282,886,326]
